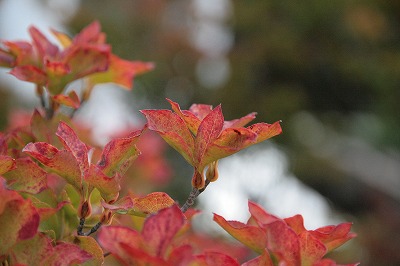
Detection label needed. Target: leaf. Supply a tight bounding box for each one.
[0,155,16,175]
[194,105,224,171]
[10,65,47,86]
[202,128,257,168]
[3,157,48,194]
[168,98,202,135]
[241,249,274,266]
[0,48,15,67]
[85,165,120,203]
[310,223,356,252]
[0,178,40,255]
[72,21,104,45]
[23,142,82,191]
[88,55,154,90]
[194,251,240,266]
[262,220,301,265]
[141,109,194,165]
[42,242,92,265]
[246,121,282,143]
[52,90,81,109]
[284,214,307,235]
[247,201,280,226]
[3,40,35,66]
[10,233,53,265]
[97,129,142,177]
[223,112,257,129]
[51,29,72,48]
[129,192,176,216]
[299,231,327,266]
[56,121,90,174]
[64,45,110,79]
[66,236,104,266]
[29,26,59,59]
[141,204,186,258]
[98,225,158,265]
[213,213,267,254]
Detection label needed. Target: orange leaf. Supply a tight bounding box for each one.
[52,90,81,109]
[213,213,267,254]
[0,155,16,175]
[130,192,176,216]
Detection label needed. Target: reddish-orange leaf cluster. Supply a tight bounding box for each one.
[23,121,143,205]
[214,201,359,266]
[0,21,153,105]
[141,99,282,189]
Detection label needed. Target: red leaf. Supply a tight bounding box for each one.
[168,98,202,134]
[3,157,48,194]
[42,242,92,265]
[194,105,224,171]
[0,155,16,175]
[247,201,280,226]
[310,223,356,252]
[52,90,81,109]
[299,231,327,265]
[213,213,267,254]
[85,165,120,203]
[194,251,240,266]
[142,204,186,257]
[284,214,307,235]
[10,65,47,86]
[223,112,257,129]
[3,40,35,65]
[63,44,110,79]
[72,21,105,45]
[242,249,274,266]
[29,26,59,59]
[97,129,142,177]
[56,121,90,174]
[141,109,194,165]
[262,220,301,265]
[0,178,40,255]
[23,142,82,191]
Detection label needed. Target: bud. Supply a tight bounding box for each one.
[205,161,219,182]
[78,200,92,219]
[191,170,205,189]
[100,209,113,225]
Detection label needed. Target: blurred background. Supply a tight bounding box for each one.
[1,0,400,265]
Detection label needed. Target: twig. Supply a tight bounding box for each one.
[180,179,211,213]
[77,218,102,236]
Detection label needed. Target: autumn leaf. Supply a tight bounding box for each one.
[213,213,267,254]
[310,223,356,252]
[0,177,40,255]
[194,251,240,266]
[142,99,282,188]
[3,157,48,194]
[241,249,274,266]
[96,129,142,177]
[23,141,82,192]
[0,155,16,175]
[141,204,185,258]
[52,90,81,109]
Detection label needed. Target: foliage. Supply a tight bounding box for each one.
[0,22,357,265]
